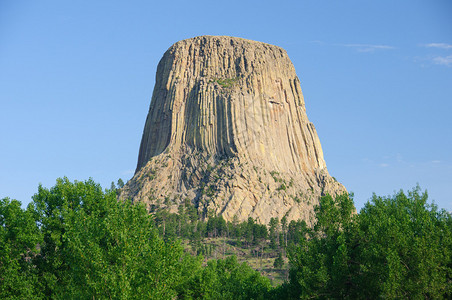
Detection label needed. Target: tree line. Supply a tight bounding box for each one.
[150,197,309,255]
[1,178,451,299]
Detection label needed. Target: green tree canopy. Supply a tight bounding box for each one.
[31,177,193,299]
[178,255,272,299]
[287,188,452,299]
[353,187,451,298]
[0,198,42,299]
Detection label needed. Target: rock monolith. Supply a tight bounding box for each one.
[120,36,346,225]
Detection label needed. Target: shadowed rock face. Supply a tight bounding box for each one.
[120,36,346,225]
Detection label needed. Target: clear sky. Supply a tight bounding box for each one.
[1,0,451,212]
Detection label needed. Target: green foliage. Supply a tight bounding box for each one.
[152,206,271,249]
[30,177,192,298]
[286,219,308,246]
[286,188,452,299]
[1,178,275,299]
[268,217,279,250]
[313,193,354,236]
[273,252,284,269]
[352,187,451,298]
[210,77,239,88]
[206,215,227,238]
[276,183,287,191]
[205,185,216,197]
[0,198,42,299]
[269,170,282,183]
[3,179,450,299]
[117,178,125,189]
[178,255,272,299]
[285,193,354,299]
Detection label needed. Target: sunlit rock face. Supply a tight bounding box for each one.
[120,36,346,225]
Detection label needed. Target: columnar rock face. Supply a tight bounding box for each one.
[120,36,346,225]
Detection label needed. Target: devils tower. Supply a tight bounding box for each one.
[120,36,346,225]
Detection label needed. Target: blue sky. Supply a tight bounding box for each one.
[1,0,451,211]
